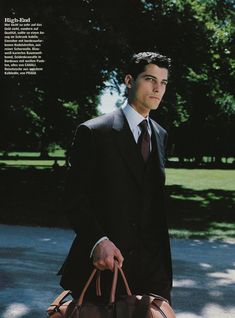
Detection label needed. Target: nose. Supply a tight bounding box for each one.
[153,81,160,92]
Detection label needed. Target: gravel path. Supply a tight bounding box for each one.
[0,224,234,318]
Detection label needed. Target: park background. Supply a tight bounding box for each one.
[0,0,234,241]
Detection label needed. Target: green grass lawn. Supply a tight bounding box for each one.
[0,150,66,157]
[0,166,234,240]
[0,159,65,168]
[165,169,235,240]
[0,150,66,168]
[166,168,235,191]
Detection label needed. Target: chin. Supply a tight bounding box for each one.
[150,104,159,110]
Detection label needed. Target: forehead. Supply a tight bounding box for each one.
[140,63,168,78]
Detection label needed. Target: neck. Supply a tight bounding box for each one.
[129,102,150,118]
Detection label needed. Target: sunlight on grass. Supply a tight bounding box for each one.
[170,223,235,240]
[207,222,235,239]
[0,160,65,168]
[209,222,235,230]
[0,149,66,157]
[166,168,235,191]
[169,229,207,239]
[171,194,205,201]
[0,160,233,240]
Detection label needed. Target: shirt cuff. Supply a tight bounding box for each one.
[90,236,109,258]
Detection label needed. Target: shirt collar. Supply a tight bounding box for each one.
[122,102,150,131]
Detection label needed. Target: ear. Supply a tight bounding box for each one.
[124,74,133,88]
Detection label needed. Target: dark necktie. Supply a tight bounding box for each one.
[138,119,151,162]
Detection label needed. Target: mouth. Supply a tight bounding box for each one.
[149,96,160,100]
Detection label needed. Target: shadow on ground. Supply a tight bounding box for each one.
[171,239,235,317]
[0,226,234,318]
[0,168,68,227]
[1,168,234,239]
[166,185,235,239]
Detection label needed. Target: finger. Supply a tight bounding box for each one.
[93,260,106,271]
[105,256,114,271]
[93,263,105,271]
[94,257,114,271]
[114,249,124,267]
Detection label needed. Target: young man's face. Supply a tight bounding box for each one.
[125,63,168,117]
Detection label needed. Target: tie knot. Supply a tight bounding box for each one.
[139,119,148,131]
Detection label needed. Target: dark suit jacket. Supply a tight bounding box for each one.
[59,108,172,300]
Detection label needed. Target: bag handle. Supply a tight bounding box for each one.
[110,262,132,303]
[47,290,72,314]
[77,262,132,306]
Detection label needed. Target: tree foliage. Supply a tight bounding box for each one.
[1,0,234,159]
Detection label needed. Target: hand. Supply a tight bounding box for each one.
[93,239,124,271]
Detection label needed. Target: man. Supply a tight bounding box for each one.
[59,52,173,303]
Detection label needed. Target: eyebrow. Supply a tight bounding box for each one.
[142,74,168,82]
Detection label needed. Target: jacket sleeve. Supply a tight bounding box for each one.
[64,124,106,253]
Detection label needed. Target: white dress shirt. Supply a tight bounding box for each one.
[122,102,152,148]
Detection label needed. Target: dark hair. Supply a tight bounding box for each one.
[126,52,171,79]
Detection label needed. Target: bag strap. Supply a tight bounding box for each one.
[96,270,102,296]
[151,298,169,318]
[77,267,97,305]
[77,261,132,306]
[47,290,71,315]
[110,262,132,303]
[133,295,170,318]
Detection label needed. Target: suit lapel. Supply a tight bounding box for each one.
[112,109,144,187]
[112,109,165,186]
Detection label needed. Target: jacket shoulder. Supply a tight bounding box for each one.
[150,118,167,136]
[81,110,118,131]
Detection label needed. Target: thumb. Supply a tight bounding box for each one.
[114,248,124,267]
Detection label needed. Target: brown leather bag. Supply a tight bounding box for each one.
[47,263,176,318]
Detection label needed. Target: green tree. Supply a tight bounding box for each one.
[2,0,234,160]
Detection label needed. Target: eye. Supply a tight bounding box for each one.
[145,77,155,82]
